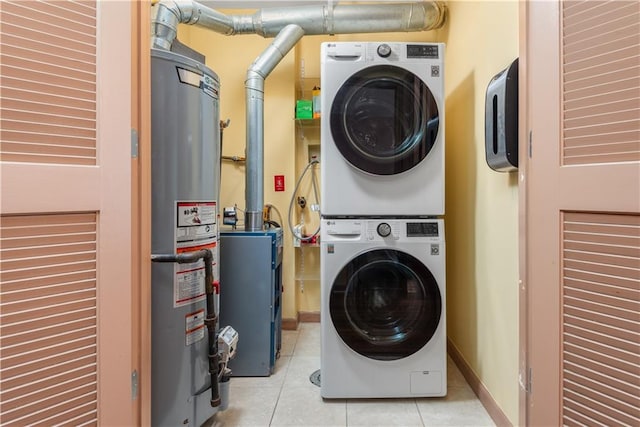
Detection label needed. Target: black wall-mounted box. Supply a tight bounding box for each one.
[485,58,519,172]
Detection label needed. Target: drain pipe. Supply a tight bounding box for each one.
[245,24,304,231]
[151,250,221,407]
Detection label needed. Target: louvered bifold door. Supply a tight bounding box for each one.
[0,0,97,165]
[560,2,640,425]
[0,214,99,425]
[561,1,640,426]
[561,213,640,426]
[562,0,640,165]
[0,1,133,425]
[526,1,640,426]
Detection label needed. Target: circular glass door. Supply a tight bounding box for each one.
[329,249,442,360]
[330,65,439,175]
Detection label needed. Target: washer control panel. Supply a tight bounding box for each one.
[367,221,400,240]
[406,221,439,237]
[322,219,444,243]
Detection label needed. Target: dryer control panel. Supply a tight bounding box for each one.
[365,42,443,63]
[406,44,440,59]
[324,42,444,64]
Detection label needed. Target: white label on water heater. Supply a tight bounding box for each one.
[174,201,218,308]
[176,201,217,240]
[185,309,205,346]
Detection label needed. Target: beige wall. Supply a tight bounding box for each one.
[294,116,322,313]
[178,19,299,320]
[443,1,519,424]
[179,1,519,423]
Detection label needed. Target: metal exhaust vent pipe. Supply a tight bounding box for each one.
[233,2,447,37]
[152,0,235,50]
[151,0,448,230]
[244,24,305,231]
[152,1,446,48]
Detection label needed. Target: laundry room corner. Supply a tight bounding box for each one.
[177,2,521,424]
[442,1,520,425]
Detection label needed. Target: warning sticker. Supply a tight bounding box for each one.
[174,242,217,307]
[174,201,218,308]
[185,309,205,346]
[176,201,217,244]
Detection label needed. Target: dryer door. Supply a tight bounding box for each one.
[329,248,442,360]
[330,65,439,175]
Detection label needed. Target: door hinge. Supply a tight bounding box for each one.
[131,128,139,158]
[131,369,139,400]
[519,367,532,394]
[528,130,533,158]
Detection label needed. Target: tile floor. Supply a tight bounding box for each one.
[208,323,495,427]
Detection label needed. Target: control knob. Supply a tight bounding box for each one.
[377,44,392,58]
[377,222,392,237]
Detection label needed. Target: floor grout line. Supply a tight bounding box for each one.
[212,323,495,427]
[270,328,300,426]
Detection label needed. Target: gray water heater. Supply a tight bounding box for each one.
[485,58,519,172]
[151,48,221,427]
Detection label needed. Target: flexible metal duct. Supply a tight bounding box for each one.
[151,0,447,230]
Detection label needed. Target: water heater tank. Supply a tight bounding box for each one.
[150,48,221,427]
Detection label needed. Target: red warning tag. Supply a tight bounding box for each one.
[274,175,285,192]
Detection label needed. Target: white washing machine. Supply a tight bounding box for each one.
[320,218,446,398]
[320,42,445,217]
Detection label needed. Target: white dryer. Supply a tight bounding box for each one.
[321,42,445,217]
[320,218,446,398]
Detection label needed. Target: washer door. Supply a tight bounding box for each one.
[329,249,442,361]
[330,65,439,175]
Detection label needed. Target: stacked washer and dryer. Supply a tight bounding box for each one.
[319,42,447,398]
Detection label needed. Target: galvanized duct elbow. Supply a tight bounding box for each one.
[151,0,235,50]
[244,24,304,231]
